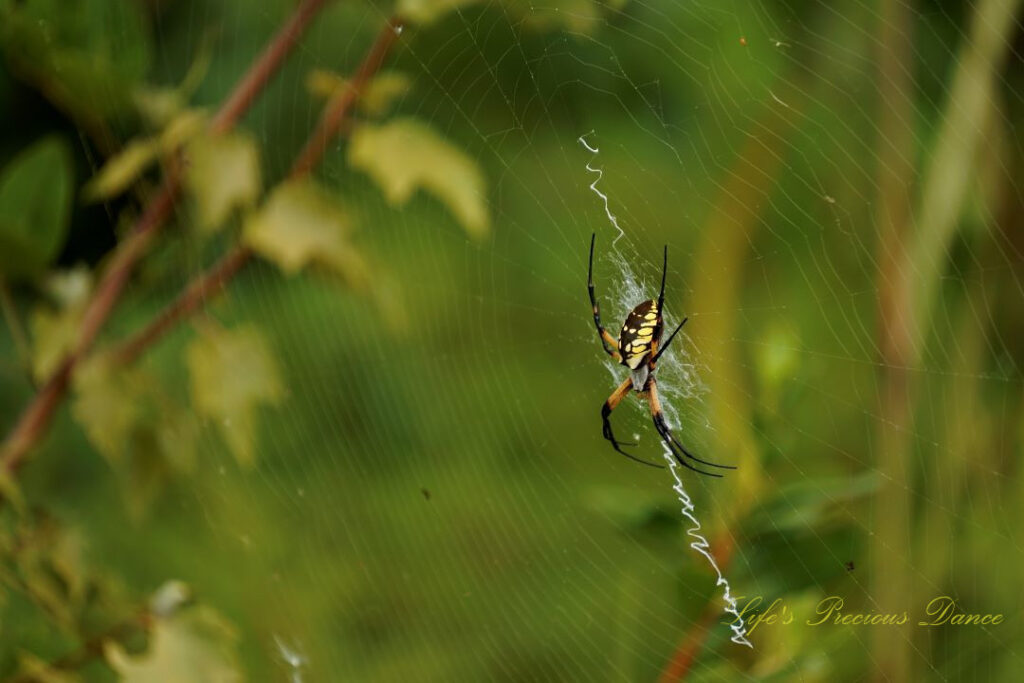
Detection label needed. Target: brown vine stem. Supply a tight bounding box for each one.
[657,605,722,683]
[657,538,736,683]
[0,0,332,475]
[290,18,404,176]
[114,17,404,367]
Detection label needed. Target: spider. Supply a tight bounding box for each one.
[587,233,734,478]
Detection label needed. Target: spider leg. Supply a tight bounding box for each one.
[588,234,622,362]
[648,378,735,476]
[651,317,688,365]
[601,377,662,468]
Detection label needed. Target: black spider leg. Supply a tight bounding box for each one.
[647,378,726,476]
[652,412,721,477]
[588,233,620,360]
[650,320,735,469]
[655,414,736,472]
[602,378,661,468]
[649,377,736,472]
[652,316,687,365]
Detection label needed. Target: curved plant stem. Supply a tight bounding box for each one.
[657,539,735,682]
[291,18,404,176]
[0,0,332,475]
[657,606,722,683]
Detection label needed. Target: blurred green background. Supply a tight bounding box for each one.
[1,0,1022,680]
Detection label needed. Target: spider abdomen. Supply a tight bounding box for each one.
[618,299,662,371]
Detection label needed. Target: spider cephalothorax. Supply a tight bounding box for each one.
[587,233,735,477]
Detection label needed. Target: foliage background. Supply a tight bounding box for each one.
[1,0,1022,680]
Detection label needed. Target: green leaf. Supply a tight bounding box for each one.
[186,324,284,467]
[29,267,92,382]
[243,179,368,285]
[397,0,479,24]
[48,526,88,606]
[134,87,186,130]
[134,34,213,128]
[71,357,145,464]
[83,110,207,203]
[0,470,26,516]
[159,109,208,150]
[0,0,150,122]
[360,72,412,115]
[14,652,81,683]
[105,606,241,683]
[185,131,262,232]
[71,355,198,517]
[348,118,489,238]
[11,516,90,630]
[305,69,411,116]
[29,305,80,381]
[81,138,160,203]
[0,137,73,279]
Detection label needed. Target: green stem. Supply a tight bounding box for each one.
[871,0,917,678]
[906,0,1024,361]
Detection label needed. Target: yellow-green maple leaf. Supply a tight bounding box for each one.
[186,324,284,467]
[348,118,489,238]
[29,267,91,381]
[104,607,241,683]
[14,652,80,683]
[243,179,367,285]
[71,356,198,517]
[71,357,145,463]
[81,139,161,203]
[398,0,479,24]
[185,131,262,232]
[305,69,411,116]
[82,109,207,202]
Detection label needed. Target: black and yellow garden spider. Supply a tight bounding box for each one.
[587,233,735,478]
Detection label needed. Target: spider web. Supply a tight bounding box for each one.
[83,0,1024,680]
[580,131,751,648]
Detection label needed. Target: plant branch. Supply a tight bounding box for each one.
[115,247,251,365]
[657,538,736,683]
[210,0,333,134]
[657,604,722,683]
[0,0,332,475]
[114,17,403,366]
[291,18,404,176]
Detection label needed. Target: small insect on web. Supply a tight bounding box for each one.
[579,133,752,648]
